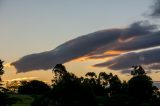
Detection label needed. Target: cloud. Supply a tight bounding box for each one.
[11,21,160,73]
[150,0,160,18]
[111,31,160,51]
[4,63,12,68]
[147,63,160,70]
[94,48,160,73]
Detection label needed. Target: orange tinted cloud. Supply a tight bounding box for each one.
[12,21,158,72]
[7,77,38,82]
[69,50,125,62]
[70,57,88,62]
[104,50,125,55]
[4,63,12,68]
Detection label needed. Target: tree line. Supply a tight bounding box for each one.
[0,59,160,106]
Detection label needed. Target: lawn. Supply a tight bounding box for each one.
[9,94,34,106]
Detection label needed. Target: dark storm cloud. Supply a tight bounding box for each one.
[11,21,159,73]
[150,0,160,17]
[94,48,160,72]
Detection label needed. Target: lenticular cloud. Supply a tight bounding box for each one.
[11,21,160,73]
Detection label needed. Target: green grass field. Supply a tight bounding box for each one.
[9,94,34,106]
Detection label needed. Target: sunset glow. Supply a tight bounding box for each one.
[104,50,125,55]
[1,0,160,85]
[6,77,38,82]
[4,63,12,68]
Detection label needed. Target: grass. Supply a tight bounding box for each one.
[8,94,107,106]
[9,94,34,106]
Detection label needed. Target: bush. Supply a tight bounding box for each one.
[18,80,51,95]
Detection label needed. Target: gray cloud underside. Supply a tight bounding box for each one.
[94,48,160,71]
[11,21,160,73]
[86,31,160,57]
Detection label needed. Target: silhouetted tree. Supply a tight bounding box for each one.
[32,64,98,106]
[52,64,67,85]
[18,80,51,95]
[131,65,146,76]
[108,75,122,95]
[0,60,4,75]
[128,66,153,104]
[107,94,135,106]
[0,60,4,86]
[150,85,160,106]
[98,72,110,87]
[0,59,17,106]
[20,80,28,86]
[84,72,97,87]
[120,80,129,94]
[6,81,20,92]
[85,72,97,78]
[82,72,107,96]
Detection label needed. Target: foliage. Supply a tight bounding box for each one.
[0,59,18,106]
[10,94,34,106]
[0,92,10,106]
[18,80,51,95]
[6,81,20,92]
[31,64,160,106]
[131,65,146,76]
[85,72,97,78]
[128,66,153,104]
[107,94,135,106]
[32,64,98,106]
[128,75,153,103]
[1,59,160,106]
[52,64,67,85]
[0,59,4,76]
[0,59,4,86]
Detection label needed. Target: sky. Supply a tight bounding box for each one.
[1,0,160,84]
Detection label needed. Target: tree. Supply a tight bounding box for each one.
[131,65,145,76]
[32,82,98,106]
[0,60,4,75]
[98,72,110,88]
[83,72,107,96]
[32,64,98,106]
[52,64,67,85]
[84,72,97,87]
[85,72,97,78]
[128,75,153,104]
[107,94,135,106]
[0,60,4,86]
[128,66,153,103]
[0,59,17,106]
[6,81,20,92]
[150,85,160,106]
[18,80,51,95]
[108,75,122,95]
